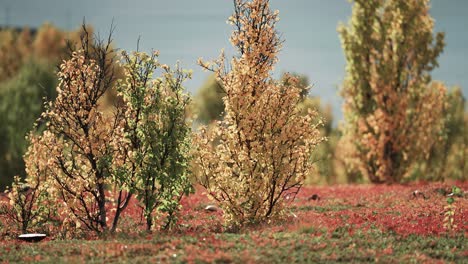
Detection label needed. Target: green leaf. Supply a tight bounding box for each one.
[452,186,462,196]
[446,197,455,204]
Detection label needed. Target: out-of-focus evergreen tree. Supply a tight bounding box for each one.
[0,23,94,190]
[194,74,225,124]
[0,61,57,189]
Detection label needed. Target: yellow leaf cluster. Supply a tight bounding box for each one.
[194,0,324,227]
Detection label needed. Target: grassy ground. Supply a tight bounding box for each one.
[1,182,467,263]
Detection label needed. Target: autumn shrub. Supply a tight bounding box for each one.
[339,0,446,183]
[194,72,338,185]
[19,26,131,235]
[112,50,193,231]
[0,131,64,235]
[194,0,323,228]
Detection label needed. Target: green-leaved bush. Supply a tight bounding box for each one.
[112,50,193,231]
[0,175,52,234]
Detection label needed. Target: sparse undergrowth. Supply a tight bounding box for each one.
[1,182,466,263]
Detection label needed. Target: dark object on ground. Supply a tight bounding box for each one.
[205,205,218,212]
[308,194,320,201]
[412,190,427,199]
[18,233,46,242]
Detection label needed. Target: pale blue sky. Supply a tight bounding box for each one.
[1,0,467,124]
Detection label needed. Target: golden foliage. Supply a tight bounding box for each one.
[37,49,118,233]
[194,0,324,227]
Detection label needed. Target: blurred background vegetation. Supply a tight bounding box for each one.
[0,24,91,189]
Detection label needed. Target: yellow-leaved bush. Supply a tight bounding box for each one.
[193,0,324,228]
[38,47,121,234]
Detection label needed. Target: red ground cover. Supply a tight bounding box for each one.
[1,181,467,238]
[155,181,467,236]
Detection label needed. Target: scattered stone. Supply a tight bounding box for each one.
[412,190,427,199]
[18,233,46,242]
[205,205,218,212]
[308,194,320,201]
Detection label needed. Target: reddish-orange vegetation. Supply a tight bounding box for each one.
[1,182,466,262]
[290,183,467,236]
[113,182,468,238]
[1,182,467,238]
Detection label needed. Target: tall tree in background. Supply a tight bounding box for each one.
[339,0,446,183]
[194,0,323,228]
